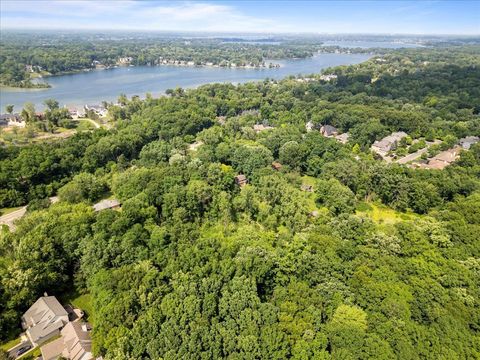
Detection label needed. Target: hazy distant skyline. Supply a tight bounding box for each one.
[1,0,479,35]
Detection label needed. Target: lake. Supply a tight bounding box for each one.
[0,53,370,110]
[321,40,424,49]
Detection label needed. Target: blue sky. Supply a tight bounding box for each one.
[1,1,479,34]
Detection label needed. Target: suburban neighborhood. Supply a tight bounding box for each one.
[5,294,95,360]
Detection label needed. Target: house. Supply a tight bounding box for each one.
[41,322,93,360]
[188,141,204,151]
[458,136,479,150]
[305,121,315,132]
[117,57,133,65]
[253,124,274,133]
[93,199,121,212]
[235,174,248,187]
[0,113,25,128]
[335,133,350,144]
[320,125,338,137]
[22,295,69,346]
[67,107,79,118]
[85,104,107,117]
[271,162,282,171]
[319,74,338,81]
[371,132,408,158]
[424,147,461,169]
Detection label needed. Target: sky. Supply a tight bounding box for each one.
[1,0,479,35]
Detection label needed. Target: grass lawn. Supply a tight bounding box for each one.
[0,337,21,351]
[0,206,23,216]
[61,291,94,325]
[18,346,41,360]
[356,202,419,225]
[76,119,96,131]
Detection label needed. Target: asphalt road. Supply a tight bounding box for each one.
[0,197,59,231]
[0,207,27,231]
[8,338,33,359]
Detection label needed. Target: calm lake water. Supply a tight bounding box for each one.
[321,40,423,49]
[1,53,370,110]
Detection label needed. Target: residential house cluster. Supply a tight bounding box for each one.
[85,104,108,117]
[411,136,479,170]
[371,132,408,159]
[22,295,69,347]
[21,295,95,360]
[41,322,93,360]
[319,74,338,81]
[66,107,86,118]
[0,113,26,128]
[117,56,133,65]
[306,122,349,144]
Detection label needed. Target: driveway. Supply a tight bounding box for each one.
[0,206,27,231]
[7,338,33,359]
[396,147,429,164]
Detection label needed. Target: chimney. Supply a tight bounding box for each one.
[43,292,48,297]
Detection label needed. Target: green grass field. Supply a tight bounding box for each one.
[0,337,21,351]
[356,202,418,224]
[61,291,94,324]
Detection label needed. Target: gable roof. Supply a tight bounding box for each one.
[23,296,69,344]
[41,322,93,360]
[320,125,338,136]
[62,322,93,360]
[93,199,120,212]
[372,132,408,152]
[459,136,479,150]
[23,296,68,328]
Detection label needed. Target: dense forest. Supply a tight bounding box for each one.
[1,45,479,359]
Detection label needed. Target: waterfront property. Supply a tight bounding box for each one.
[0,53,371,110]
[0,113,25,128]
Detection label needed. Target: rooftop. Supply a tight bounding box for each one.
[93,199,121,212]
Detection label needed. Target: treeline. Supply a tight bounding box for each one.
[0,33,326,87]
[0,46,479,359]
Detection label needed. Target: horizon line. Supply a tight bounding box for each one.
[1,28,479,37]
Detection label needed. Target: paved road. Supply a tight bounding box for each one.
[0,197,59,231]
[396,147,429,164]
[8,338,33,359]
[396,140,442,165]
[0,207,27,231]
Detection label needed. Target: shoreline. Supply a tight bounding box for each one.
[1,52,372,109]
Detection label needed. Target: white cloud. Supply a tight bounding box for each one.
[0,0,292,32]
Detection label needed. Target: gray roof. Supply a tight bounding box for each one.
[372,132,408,153]
[459,136,479,150]
[93,199,121,212]
[41,322,93,360]
[321,125,338,136]
[23,296,68,343]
